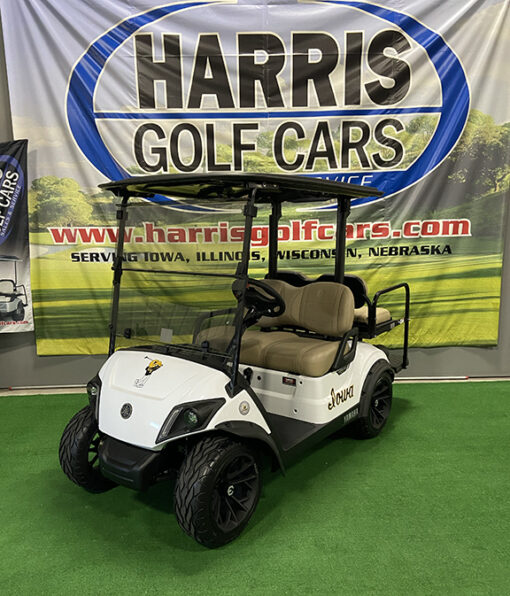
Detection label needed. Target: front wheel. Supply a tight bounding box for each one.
[174,436,261,548]
[59,405,116,493]
[352,360,393,439]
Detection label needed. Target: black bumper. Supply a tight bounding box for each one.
[99,437,162,491]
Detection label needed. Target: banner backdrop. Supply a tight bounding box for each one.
[0,139,33,333]
[1,0,509,354]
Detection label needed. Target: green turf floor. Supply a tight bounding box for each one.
[1,382,509,595]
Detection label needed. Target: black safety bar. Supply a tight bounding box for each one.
[368,282,410,372]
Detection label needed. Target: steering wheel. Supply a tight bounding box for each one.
[233,278,285,318]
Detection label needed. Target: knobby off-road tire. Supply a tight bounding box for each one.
[59,405,116,493]
[352,360,393,439]
[174,435,261,548]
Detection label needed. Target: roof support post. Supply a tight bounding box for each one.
[268,201,281,278]
[236,186,258,277]
[334,196,351,283]
[228,186,259,396]
[108,194,129,356]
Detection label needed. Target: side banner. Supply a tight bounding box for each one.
[1,1,508,354]
[0,139,33,333]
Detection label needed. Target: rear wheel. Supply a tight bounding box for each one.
[59,405,116,493]
[174,435,261,548]
[352,360,393,439]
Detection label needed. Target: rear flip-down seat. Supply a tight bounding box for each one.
[354,305,392,325]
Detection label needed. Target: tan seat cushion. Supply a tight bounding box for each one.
[354,305,391,324]
[240,330,290,369]
[240,330,341,377]
[263,334,341,377]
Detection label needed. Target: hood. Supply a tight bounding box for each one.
[97,349,230,449]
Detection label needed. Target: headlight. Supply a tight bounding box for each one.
[86,375,102,419]
[156,399,225,444]
[182,409,199,429]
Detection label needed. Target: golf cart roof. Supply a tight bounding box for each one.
[0,255,22,262]
[99,173,382,204]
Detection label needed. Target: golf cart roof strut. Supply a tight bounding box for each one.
[335,197,351,283]
[108,195,129,356]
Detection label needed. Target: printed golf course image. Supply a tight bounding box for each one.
[28,197,504,355]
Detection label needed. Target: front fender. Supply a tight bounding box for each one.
[214,420,285,473]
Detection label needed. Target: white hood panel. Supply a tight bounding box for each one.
[97,350,230,449]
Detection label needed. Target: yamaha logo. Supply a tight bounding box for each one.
[120,403,133,419]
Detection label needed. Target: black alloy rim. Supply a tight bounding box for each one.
[369,376,392,430]
[88,432,101,468]
[211,454,259,532]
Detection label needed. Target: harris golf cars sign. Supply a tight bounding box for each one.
[5,0,508,355]
[67,0,469,206]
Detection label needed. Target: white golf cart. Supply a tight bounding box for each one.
[59,174,409,548]
[0,255,27,321]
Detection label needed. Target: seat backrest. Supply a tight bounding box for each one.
[271,270,311,287]
[316,274,367,308]
[0,279,15,295]
[259,279,354,337]
[272,270,368,308]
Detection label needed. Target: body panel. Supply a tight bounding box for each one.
[246,342,388,424]
[98,350,231,449]
[97,349,271,450]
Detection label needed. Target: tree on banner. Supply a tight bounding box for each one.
[448,111,510,196]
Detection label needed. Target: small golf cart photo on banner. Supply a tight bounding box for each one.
[59,174,410,548]
[0,255,28,322]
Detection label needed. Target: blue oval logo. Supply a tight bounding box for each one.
[66,1,469,209]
